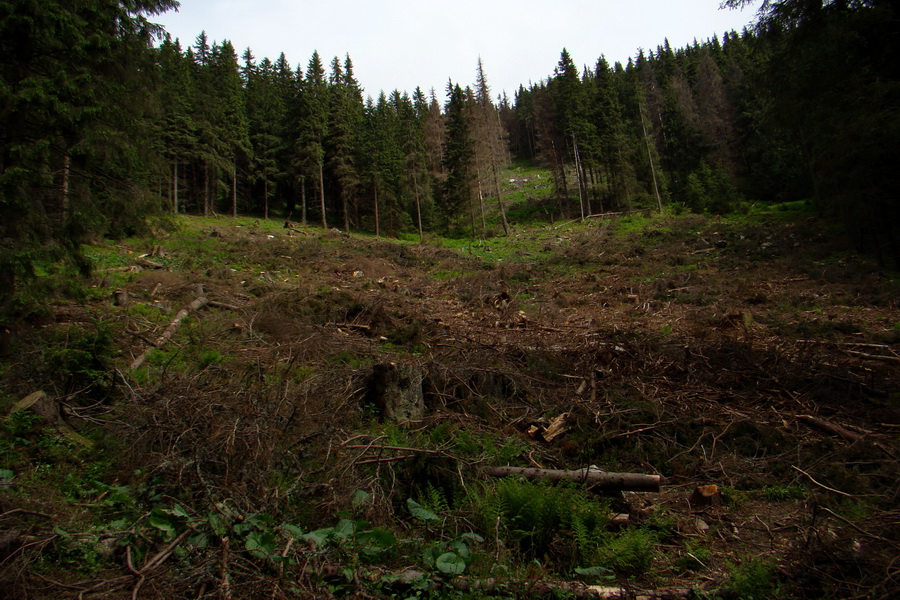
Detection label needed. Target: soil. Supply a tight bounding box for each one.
[1,210,898,599]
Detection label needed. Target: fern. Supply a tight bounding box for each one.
[422,483,451,515]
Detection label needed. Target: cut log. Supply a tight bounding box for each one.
[112,289,129,306]
[483,466,661,492]
[136,258,165,269]
[689,484,722,509]
[130,296,208,370]
[796,414,863,444]
[541,413,568,442]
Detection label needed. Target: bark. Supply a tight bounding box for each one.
[639,104,663,213]
[231,159,238,218]
[309,566,689,599]
[300,176,307,226]
[483,466,661,492]
[412,173,424,243]
[319,160,327,228]
[173,161,179,214]
[130,296,209,370]
[373,180,380,239]
[491,157,509,235]
[796,414,864,444]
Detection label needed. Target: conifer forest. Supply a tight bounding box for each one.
[0,2,898,599]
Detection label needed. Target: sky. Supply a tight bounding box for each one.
[153,0,759,101]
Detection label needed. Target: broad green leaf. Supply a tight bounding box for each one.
[304,527,334,547]
[188,532,211,548]
[357,527,396,550]
[148,513,178,540]
[575,565,614,579]
[449,539,470,558]
[333,518,355,539]
[245,530,277,559]
[352,489,371,508]
[407,498,439,522]
[282,524,304,539]
[436,552,466,574]
[167,504,189,518]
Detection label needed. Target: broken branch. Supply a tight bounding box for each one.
[483,466,661,492]
[130,295,208,370]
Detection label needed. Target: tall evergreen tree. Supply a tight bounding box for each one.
[158,35,198,215]
[326,55,365,232]
[296,51,329,227]
[441,82,476,234]
[0,0,179,305]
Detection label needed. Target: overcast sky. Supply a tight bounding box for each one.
[153,0,759,101]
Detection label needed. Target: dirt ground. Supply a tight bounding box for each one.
[2,210,898,599]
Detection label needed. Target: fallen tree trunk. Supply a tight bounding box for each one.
[130,296,208,370]
[310,566,689,599]
[482,466,661,492]
[796,414,863,444]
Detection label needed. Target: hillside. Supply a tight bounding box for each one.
[1,203,898,599]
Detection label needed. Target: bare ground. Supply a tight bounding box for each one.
[1,211,898,599]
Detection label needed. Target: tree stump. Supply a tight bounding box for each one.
[689,484,722,509]
[368,363,424,424]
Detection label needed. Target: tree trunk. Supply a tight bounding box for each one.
[491,157,509,236]
[263,178,269,221]
[639,105,663,213]
[130,296,209,371]
[300,176,307,226]
[231,159,238,218]
[572,133,586,220]
[373,179,380,239]
[318,160,327,229]
[203,161,211,217]
[477,181,487,234]
[412,173,424,243]
[343,190,350,234]
[482,466,661,492]
[173,161,179,214]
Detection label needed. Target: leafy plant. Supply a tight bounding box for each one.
[421,533,484,575]
[762,485,806,502]
[305,517,397,563]
[594,528,659,576]
[720,558,784,600]
[468,478,610,564]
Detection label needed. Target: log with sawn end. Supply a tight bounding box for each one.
[482,466,661,492]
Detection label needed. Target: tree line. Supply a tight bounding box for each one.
[157,34,516,241]
[506,0,898,269]
[1,0,897,309]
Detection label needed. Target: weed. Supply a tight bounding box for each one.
[721,486,751,508]
[328,350,369,370]
[675,540,711,573]
[594,528,659,577]
[453,429,526,464]
[467,478,610,564]
[720,558,784,599]
[762,485,806,502]
[40,528,109,576]
[44,320,117,396]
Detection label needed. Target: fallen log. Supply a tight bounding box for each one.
[309,566,690,599]
[482,466,661,492]
[130,296,208,370]
[796,414,863,444]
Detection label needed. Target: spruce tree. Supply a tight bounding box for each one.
[0,0,178,306]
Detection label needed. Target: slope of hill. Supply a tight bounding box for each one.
[1,205,898,599]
